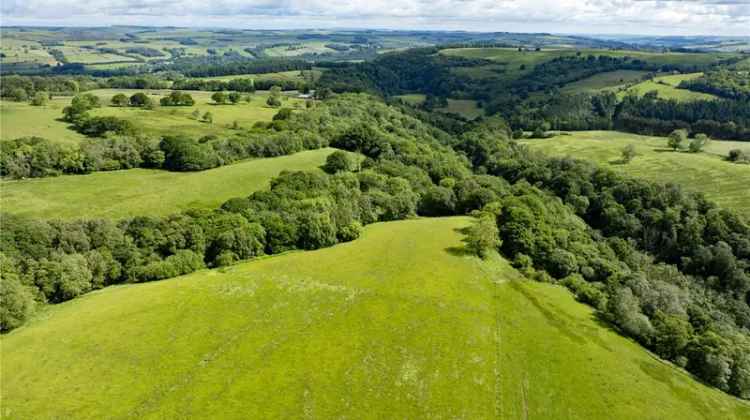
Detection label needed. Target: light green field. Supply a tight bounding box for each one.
[438,99,484,119]
[199,69,323,83]
[0,148,334,220]
[654,72,705,86]
[58,46,137,64]
[622,73,717,102]
[2,217,748,418]
[0,99,87,144]
[1,89,301,143]
[89,89,304,138]
[263,41,335,57]
[394,93,427,105]
[0,39,57,65]
[521,131,750,216]
[561,70,649,93]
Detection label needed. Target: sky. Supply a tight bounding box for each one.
[2,0,750,36]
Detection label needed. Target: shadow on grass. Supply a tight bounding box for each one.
[444,246,474,257]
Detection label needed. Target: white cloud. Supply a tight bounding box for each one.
[2,0,749,35]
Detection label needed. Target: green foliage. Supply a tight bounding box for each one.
[30,91,49,106]
[159,91,195,106]
[323,150,354,173]
[211,91,227,104]
[621,144,636,163]
[464,213,501,258]
[128,92,152,108]
[110,93,129,107]
[688,133,710,153]
[668,128,688,151]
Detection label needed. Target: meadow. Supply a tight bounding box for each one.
[2,217,748,419]
[0,148,334,220]
[621,73,718,102]
[198,69,323,83]
[1,89,304,143]
[520,131,750,216]
[561,70,649,93]
[0,98,87,144]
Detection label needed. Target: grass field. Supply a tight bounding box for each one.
[438,99,484,119]
[0,99,87,144]
[1,148,334,220]
[561,70,649,93]
[1,89,304,143]
[2,217,748,418]
[199,69,323,83]
[621,73,718,102]
[89,89,305,138]
[520,131,750,216]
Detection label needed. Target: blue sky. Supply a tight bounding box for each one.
[2,0,750,36]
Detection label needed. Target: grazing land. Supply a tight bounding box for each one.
[89,89,306,138]
[0,98,87,144]
[2,217,747,419]
[561,70,649,93]
[520,131,750,215]
[1,89,305,143]
[622,73,718,101]
[438,99,484,119]
[199,69,323,83]
[0,148,334,220]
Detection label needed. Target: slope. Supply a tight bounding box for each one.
[520,131,750,217]
[1,148,334,220]
[2,217,748,419]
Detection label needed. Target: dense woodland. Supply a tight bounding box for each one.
[2,94,749,399]
[318,48,750,141]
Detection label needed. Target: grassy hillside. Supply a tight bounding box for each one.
[1,148,334,220]
[88,89,305,138]
[520,131,750,216]
[2,217,748,418]
[561,70,649,93]
[621,73,718,102]
[0,99,87,144]
[1,89,304,143]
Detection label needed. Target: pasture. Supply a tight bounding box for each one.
[621,72,718,101]
[1,89,306,143]
[0,148,334,220]
[0,99,87,144]
[198,69,323,83]
[520,131,750,216]
[2,217,748,418]
[438,99,484,119]
[89,89,305,138]
[561,70,649,93]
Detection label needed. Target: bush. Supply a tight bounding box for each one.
[323,150,354,173]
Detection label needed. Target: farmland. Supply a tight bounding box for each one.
[520,131,750,216]
[621,73,719,101]
[3,217,748,419]
[1,148,334,220]
[0,98,87,144]
[561,70,649,93]
[0,89,305,143]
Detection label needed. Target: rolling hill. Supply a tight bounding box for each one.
[2,217,748,419]
[520,131,750,217]
[1,148,334,219]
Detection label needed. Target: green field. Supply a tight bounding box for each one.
[0,148,334,220]
[561,70,649,93]
[521,131,750,216]
[0,99,87,144]
[621,73,718,102]
[1,89,304,143]
[199,69,323,83]
[438,99,484,119]
[2,217,748,418]
[90,89,304,138]
[0,39,57,65]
